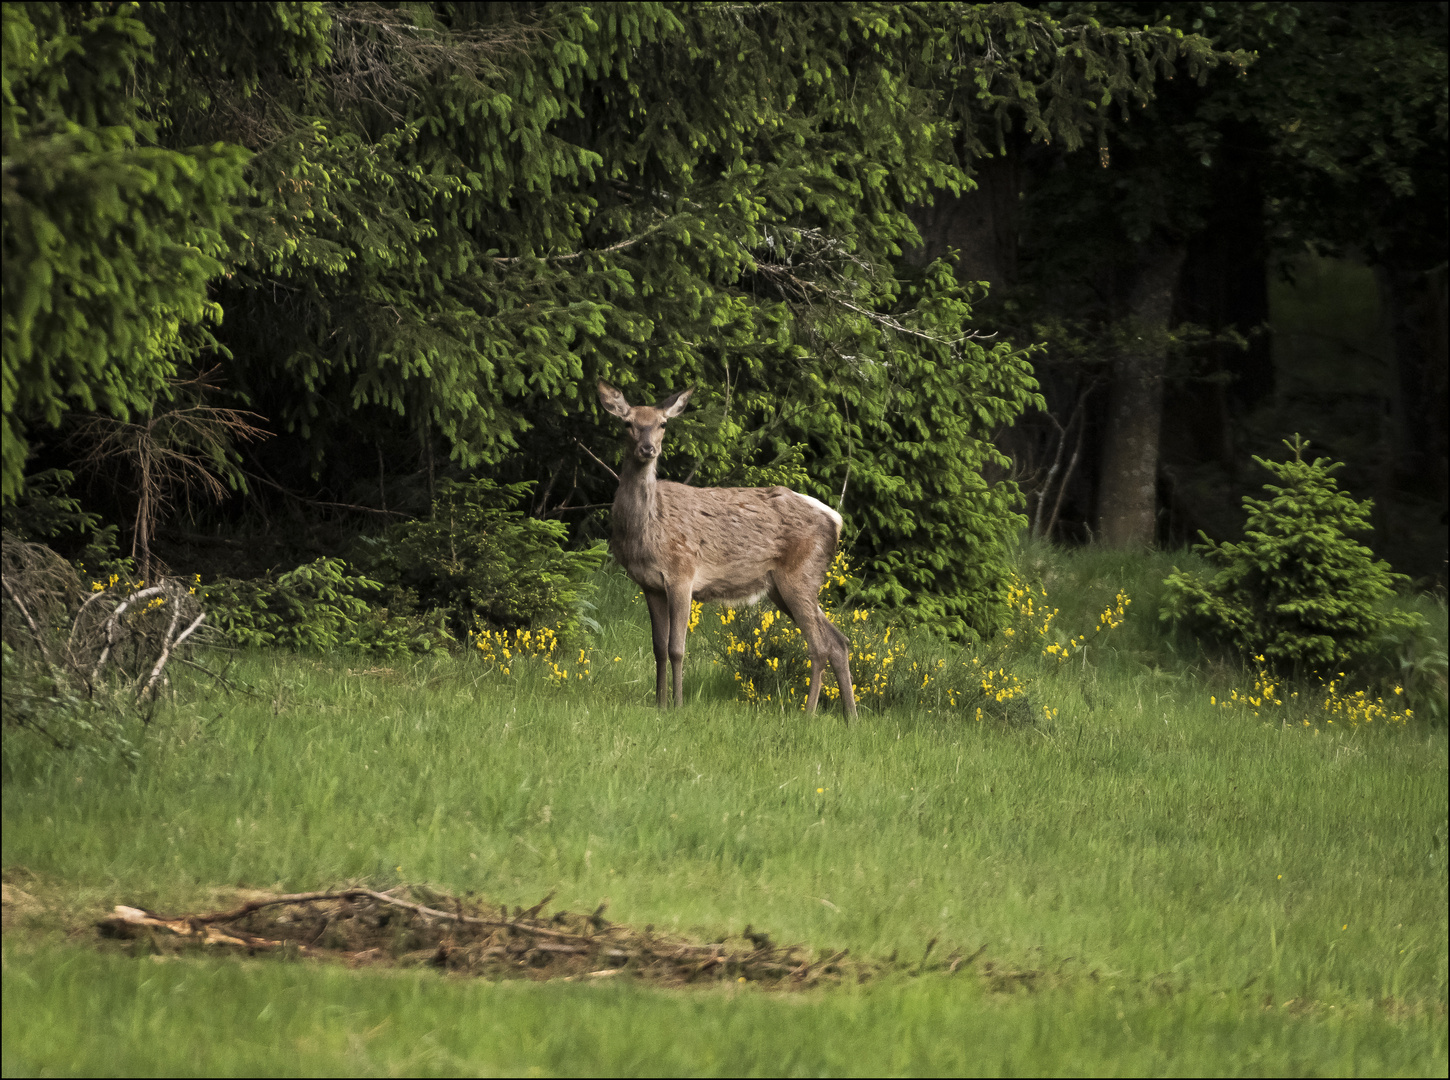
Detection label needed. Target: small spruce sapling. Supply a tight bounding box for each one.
[1161,435,1418,674]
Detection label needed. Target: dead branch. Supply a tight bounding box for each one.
[572,437,619,482]
[1045,410,1085,542]
[753,262,996,348]
[139,610,207,702]
[173,655,256,697]
[5,537,234,739]
[328,3,550,115]
[1,573,61,678]
[491,220,670,267]
[66,394,270,580]
[1,534,85,623]
[1032,411,1068,539]
[197,888,587,940]
[245,467,408,519]
[1037,380,1095,542]
[91,586,166,686]
[67,589,116,679]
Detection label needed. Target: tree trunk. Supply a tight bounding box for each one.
[1096,241,1186,547]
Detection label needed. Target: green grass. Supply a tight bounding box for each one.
[4,550,1447,1075]
[5,944,1442,1076]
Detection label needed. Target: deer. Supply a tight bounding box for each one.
[596,380,857,720]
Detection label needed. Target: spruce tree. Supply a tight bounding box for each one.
[1162,436,1418,672]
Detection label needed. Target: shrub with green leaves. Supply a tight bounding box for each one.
[357,479,606,639]
[1161,436,1419,674]
[201,481,602,657]
[201,558,439,656]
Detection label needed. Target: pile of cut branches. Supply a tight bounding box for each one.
[97,885,860,987]
[2,535,224,742]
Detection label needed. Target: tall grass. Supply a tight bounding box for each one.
[3,544,1446,1075]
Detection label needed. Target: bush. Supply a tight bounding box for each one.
[0,468,99,542]
[1161,436,1420,676]
[0,639,137,766]
[200,480,603,657]
[202,558,452,657]
[356,478,605,639]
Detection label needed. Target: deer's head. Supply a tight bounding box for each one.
[598,381,693,464]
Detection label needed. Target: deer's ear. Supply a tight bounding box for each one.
[597,380,633,419]
[657,386,694,418]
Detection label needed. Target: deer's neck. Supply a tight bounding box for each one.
[612,455,660,541]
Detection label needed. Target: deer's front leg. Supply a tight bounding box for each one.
[665,585,692,706]
[644,590,671,706]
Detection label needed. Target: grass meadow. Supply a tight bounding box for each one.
[3,547,1447,1076]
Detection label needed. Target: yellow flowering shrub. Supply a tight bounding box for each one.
[1211,657,1412,728]
[470,623,592,685]
[1003,575,1129,664]
[705,554,1049,722]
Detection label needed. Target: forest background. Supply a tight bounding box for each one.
[3,0,1447,634]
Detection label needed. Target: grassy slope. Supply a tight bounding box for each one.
[3,550,1447,1075]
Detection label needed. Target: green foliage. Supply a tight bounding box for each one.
[200,480,604,657]
[4,2,1249,633]
[938,1,1242,164]
[202,557,448,657]
[704,554,1062,723]
[0,467,97,539]
[1394,600,1449,727]
[834,273,1044,636]
[1,1,251,500]
[1194,1,1448,269]
[1161,435,1420,673]
[131,2,1237,636]
[358,479,606,639]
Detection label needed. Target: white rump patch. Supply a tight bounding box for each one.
[794,491,843,531]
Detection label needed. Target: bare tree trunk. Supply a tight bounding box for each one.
[1097,241,1186,547]
[132,422,157,581]
[1045,394,1088,543]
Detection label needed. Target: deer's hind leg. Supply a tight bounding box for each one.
[819,610,857,719]
[772,583,854,720]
